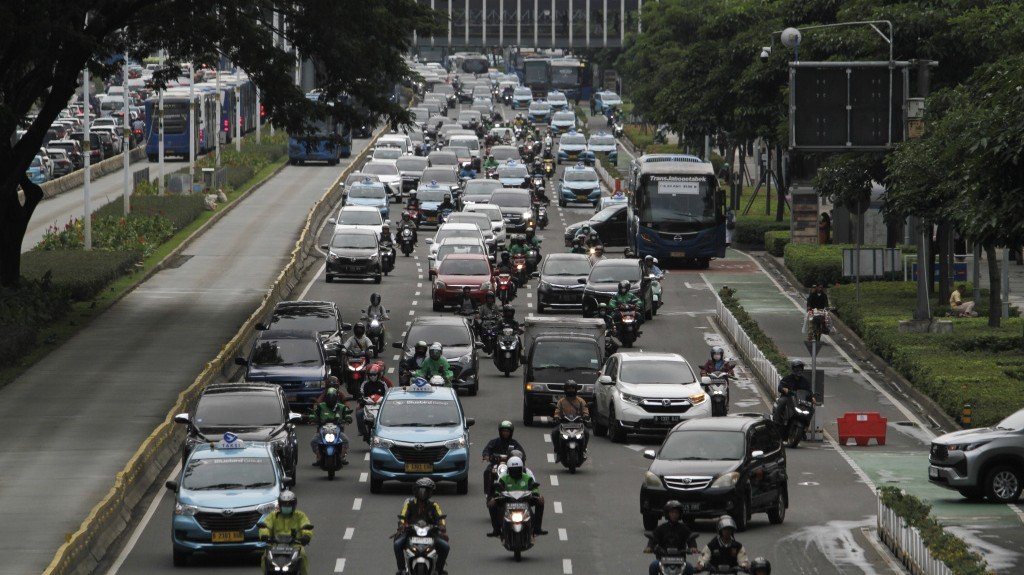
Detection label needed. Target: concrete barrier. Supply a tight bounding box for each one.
[38,147,147,200]
[41,128,385,575]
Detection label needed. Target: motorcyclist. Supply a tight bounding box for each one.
[700,346,734,377]
[643,255,663,278]
[750,557,772,575]
[483,154,499,171]
[401,340,429,384]
[343,322,374,357]
[399,212,418,244]
[414,342,453,385]
[498,305,522,333]
[438,193,456,215]
[531,158,545,177]
[307,387,352,465]
[259,491,312,575]
[380,223,395,249]
[406,191,420,211]
[523,227,542,251]
[356,362,391,438]
[542,146,554,161]
[366,292,389,320]
[585,230,603,251]
[774,360,813,425]
[487,456,548,537]
[550,380,590,463]
[609,279,642,310]
[458,163,477,180]
[806,282,830,310]
[481,420,526,490]
[456,286,477,316]
[495,251,514,275]
[644,500,696,575]
[543,132,553,150]
[697,515,749,573]
[571,234,587,254]
[394,478,449,575]
[508,234,528,257]
[478,291,504,323]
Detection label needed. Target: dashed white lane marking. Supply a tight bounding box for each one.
[547,453,556,463]
[527,303,533,308]
[527,292,533,298]
[408,310,415,315]
[550,475,559,486]
[334,558,346,572]
[415,291,421,296]
[558,528,568,541]
[352,498,362,511]
[343,527,355,540]
[563,558,573,574]
[417,283,423,288]
[405,320,412,326]
[625,444,644,452]
[359,472,368,483]
[411,300,418,306]
[554,501,563,514]
[387,367,395,374]
[393,355,400,361]
[364,453,370,461]
[543,435,552,443]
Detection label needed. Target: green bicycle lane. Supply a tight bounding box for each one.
[702,249,1024,571]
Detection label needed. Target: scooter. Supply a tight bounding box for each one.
[342,346,374,396]
[259,525,313,575]
[380,243,396,275]
[556,414,589,473]
[495,488,538,561]
[644,532,699,575]
[543,158,555,178]
[648,271,665,315]
[534,203,549,230]
[311,422,345,480]
[478,317,500,355]
[700,370,732,417]
[614,304,641,347]
[399,227,416,256]
[496,273,516,304]
[363,312,389,357]
[525,247,540,274]
[774,388,815,448]
[512,254,528,286]
[613,121,624,139]
[492,327,521,376]
[360,393,384,443]
[397,518,446,575]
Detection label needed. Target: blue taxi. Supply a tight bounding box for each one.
[369,379,474,494]
[344,178,390,220]
[557,131,589,165]
[165,433,293,566]
[559,163,603,207]
[596,190,629,212]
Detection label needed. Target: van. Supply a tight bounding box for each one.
[521,316,607,425]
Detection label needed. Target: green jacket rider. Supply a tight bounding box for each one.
[608,280,643,310]
[259,491,313,575]
[414,342,453,384]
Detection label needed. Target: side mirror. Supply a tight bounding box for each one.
[751,450,765,460]
[302,524,314,530]
[282,475,296,488]
[320,244,329,250]
[328,218,337,225]
[465,418,476,428]
[530,271,540,278]
[598,375,614,386]
[425,238,434,244]
[173,413,190,425]
[700,376,711,385]
[529,481,541,490]
[165,480,179,491]
[393,341,404,349]
[360,309,366,314]
[474,341,485,350]
[255,322,269,331]
[643,449,657,460]
[341,322,352,331]
[234,357,248,366]
[577,277,587,284]
[288,412,303,424]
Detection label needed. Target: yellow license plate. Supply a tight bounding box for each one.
[576,194,588,201]
[671,251,686,257]
[211,531,244,543]
[426,216,436,222]
[405,463,434,473]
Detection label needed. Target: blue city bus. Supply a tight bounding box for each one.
[288,92,350,165]
[626,155,727,267]
[522,58,551,98]
[143,90,218,161]
[549,57,593,102]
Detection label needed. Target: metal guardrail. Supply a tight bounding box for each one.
[877,496,953,575]
[711,289,781,392]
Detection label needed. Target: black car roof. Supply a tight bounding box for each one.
[255,329,319,340]
[202,382,283,396]
[672,414,766,433]
[272,301,338,316]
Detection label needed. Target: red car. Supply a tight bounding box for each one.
[432,253,494,311]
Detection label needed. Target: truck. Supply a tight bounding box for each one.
[521,316,607,426]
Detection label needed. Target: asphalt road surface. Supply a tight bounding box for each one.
[107,102,904,575]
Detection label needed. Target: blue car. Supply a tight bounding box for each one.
[27,155,49,185]
[369,381,475,494]
[557,132,589,165]
[344,180,390,220]
[495,160,531,189]
[527,101,552,124]
[165,435,292,566]
[559,164,602,207]
[236,329,329,410]
[414,182,451,228]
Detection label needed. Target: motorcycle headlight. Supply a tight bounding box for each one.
[304,380,324,389]
[256,502,279,515]
[620,392,642,405]
[524,382,546,392]
[445,435,467,449]
[794,405,809,415]
[521,211,533,221]
[711,472,740,489]
[644,471,664,489]
[510,511,525,523]
[371,437,394,449]
[689,393,707,405]
[323,433,337,443]
[174,503,199,517]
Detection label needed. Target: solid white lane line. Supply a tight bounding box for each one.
[550,475,559,486]
[558,528,568,541]
[334,558,346,572]
[298,263,327,300]
[554,501,563,514]
[563,558,573,574]
[343,527,355,540]
[352,498,362,511]
[359,472,368,483]
[104,462,182,574]
[547,453,556,463]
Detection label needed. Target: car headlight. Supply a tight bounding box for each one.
[327,251,338,262]
[620,392,642,405]
[371,437,394,448]
[256,502,279,515]
[445,435,467,449]
[948,442,989,452]
[644,471,664,489]
[369,253,379,260]
[434,280,446,289]
[174,503,199,517]
[521,211,533,221]
[711,472,740,489]
[304,380,324,389]
[689,393,707,405]
[524,382,546,392]
[538,281,550,292]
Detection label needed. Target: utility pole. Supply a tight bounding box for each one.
[83,58,93,249]
[215,62,222,167]
[188,63,195,189]
[158,50,165,195]
[122,52,131,216]
[912,59,932,320]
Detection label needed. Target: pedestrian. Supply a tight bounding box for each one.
[949,284,977,317]
[725,209,736,247]
[818,212,832,245]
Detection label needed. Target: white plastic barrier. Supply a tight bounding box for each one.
[877,495,953,575]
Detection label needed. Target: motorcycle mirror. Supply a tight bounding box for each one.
[701,376,711,385]
[282,475,296,488]
[642,449,657,460]
[530,271,540,278]
[425,238,433,244]
[341,322,352,331]
[234,357,248,366]
[320,244,329,250]
[328,218,337,225]
[465,418,476,428]
[303,524,315,530]
[173,413,190,425]
[392,341,404,349]
[528,481,541,490]
[164,480,179,491]
[750,450,765,459]
[360,309,366,314]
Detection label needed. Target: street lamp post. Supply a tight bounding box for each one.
[122,52,131,216]
[189,63,195,189]
[83,60,93,249]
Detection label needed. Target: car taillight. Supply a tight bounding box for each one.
[260,104,266,118]
[222,119,230,132]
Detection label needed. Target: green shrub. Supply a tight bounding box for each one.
[0,276,74,367]
[784,242,847,286]
[0,325,37,367]
[764,230,791,256]
[21,250,141,301]
[719,286,789,373]
[130,195,206,231]
[735,215,789,246]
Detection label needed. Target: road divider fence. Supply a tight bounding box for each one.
[877,495,954,575]
[710,286,781,399]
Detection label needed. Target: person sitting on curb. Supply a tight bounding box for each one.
[949,284,977,317]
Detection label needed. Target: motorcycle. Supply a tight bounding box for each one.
[495,273,516,304]
[404,207,421,227]
[362,312,389,357]
[492,327,521,376]
[533,202,549,229]
[648,272,665,314]
[495,488,538,561]
[556,414,589,473]
[700,370,732,417]
[774,388,815,448]
[380,243,396,275]
[542,158,555,178]
[397,518,446,575]
[311,422,345,480]
[614,304,641,348]
[259,525,313,575]
[484,453,509,498]
[512,253,528,286]
[571,241,588,255]
[359,393,384,443]
[644,532,699,575]
[613,121,624,138]
[525,247,540,273]
[342,347,374,396]
[478,317,500,355]
[806,308,831,343]
[400,227,416,256]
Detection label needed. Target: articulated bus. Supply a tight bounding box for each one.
[143,89,219,161]
[288,92,352,165]
[626,155,727,267]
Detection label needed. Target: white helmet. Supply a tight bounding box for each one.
[429,375,446,387]
[507,456,524,471]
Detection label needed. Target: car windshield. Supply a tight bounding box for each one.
[590,136,616,147]
[464,181,501,194]
[543,258,592,276]
[497,166,529,179]
[620,360,695,384]
[422,168,457,183]
[417,189,448,202]
[195,395,284,426]
[429,153,458,165]
[548,93,567,102]
[448,146,471,158]
[467,206,502,221]
[565,169,597,182]
[347,185,386,199]
[447,216,489,231]
[269,309,337,334]
[373,148,402,160]
[590,263,640,283]
[435,227,478,242]
[337,211,381,226]
[251,338,321,366]
[561,135,587,146]
[592,206,623,222]
[182,457,276,490]
[451,138,480,150]
[491,192,531,208]
[439,258,490,276]
[379,398,461,427]
[532,341,600,371]
[362,163,398,176]
[332,233,377,249]
[553,112,575,122]
[996,409,1024,430]
[396,158,427,171]
[438,244,485,259]
[407,324,472,347]
[529,103,550,112]
[659,431,744,461]
[491,148,519,161]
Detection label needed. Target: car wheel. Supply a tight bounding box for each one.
[172,549,189,567]
[370,475,383,494]
[374,274,383,284]
[559,199,566,208]
[958,487,985,501]
[433,300,443,312]
[325,275,332,283]
[985,465,1023,503]
[642,512,659,531]
[593,413,608,437]
[468,382,479,396]
[732,494,750,532]
[767,491,786,524]
[456,477,469,495]
[537,301,545,314]
[645,304,653,320]
[522,400,534,426]
[608,407,627,443]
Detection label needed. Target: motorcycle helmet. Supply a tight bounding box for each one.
[367,362,383,383]
[663,500,684,521]
[428,342,443,360]
[588,231,600,243]
[564,379,579,398]
[750,557,771,575]
[370,293,381,306]
[325,386,340,407]
[502,306,516,320]
[443,193,452,203]
[401,212,411,222]
[624,247,635,258]
[711,346,724,362]
[644,255,654,267]
[593,245,604,257]
[716,515,738,538]
[278,490,297,516]
[429,375,446,387]
[617,280,631,295]
[509,449,525,461]
[525,227,535,240]
[414,340,428,356]
[500,252,511,263]
[507,456,524,479]
[414,477,435,501]
[499,420,514,439]
[326,375,341,390]
[381,223,390,233]
[790,359,805,373]
[353,322,366,338]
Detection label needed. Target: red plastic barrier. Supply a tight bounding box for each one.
[837,412,887,446]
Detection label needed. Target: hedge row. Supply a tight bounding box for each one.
[830,282,1024,426]
[764,230,790,256]
[879,487,991,575]
[95,195,206,232]
[734,215,789,246]
[719,286,790,374]
[0,276,73,368]
[21,250,142,301]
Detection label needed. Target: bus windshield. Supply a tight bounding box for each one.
[637,175,717,231]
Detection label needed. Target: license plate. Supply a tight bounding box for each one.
[671,251,686,257]
[426,216,436,222]
[505,352,512,358]
[681,503,701,512]
[655,416,680,424]
[576,194,588,201]
[410,536,433,545]
[405,463,433,473]
[211,531,244,543]
[929,466,939,479]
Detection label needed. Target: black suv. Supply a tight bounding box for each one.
[174,383,303,478]
[235,329,330,410]
[393,316,482,395]
[640,415,788,531]
[581,258,654,319]
[258,300,349,375]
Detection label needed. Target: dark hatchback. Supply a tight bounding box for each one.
[534,253,593,312]
[235,329,329,409]
[394,316,482,395]
[640,415,788,531]
[174,383,303,478]
[322,229,383,284]
[258,300,350,375]
[564,204,627,247]
[581,258,654,318]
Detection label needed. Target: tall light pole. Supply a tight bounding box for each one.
[157,50,165,195]
[256,87,262,143]
[234,84,241,152]
[215,63,222,167]
[188,63,195,187]
[122,52,131,216]
[83,56,93,249]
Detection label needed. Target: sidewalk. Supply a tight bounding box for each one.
[702,249,1024,573]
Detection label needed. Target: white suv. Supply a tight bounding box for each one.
[594,352,710,442]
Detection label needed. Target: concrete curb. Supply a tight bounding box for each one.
[41,130,385,575]
[37,147,146,200]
